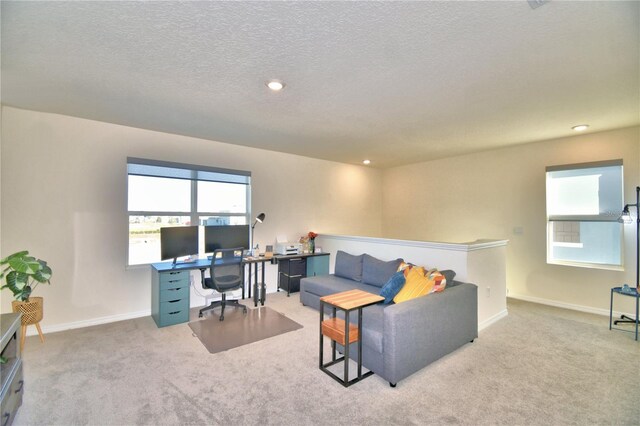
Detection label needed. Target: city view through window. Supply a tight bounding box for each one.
[127,170,249,265]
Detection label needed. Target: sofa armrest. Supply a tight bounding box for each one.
[382,282,478,384]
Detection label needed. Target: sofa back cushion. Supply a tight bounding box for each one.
[334,250,363,282]
[362,254,404,287]
[440,270,456,287]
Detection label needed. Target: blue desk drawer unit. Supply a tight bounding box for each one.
[152,269,191,327]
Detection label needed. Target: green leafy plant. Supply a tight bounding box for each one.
[0,251,52,302]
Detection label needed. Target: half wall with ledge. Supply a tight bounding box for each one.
[315,234,509,331]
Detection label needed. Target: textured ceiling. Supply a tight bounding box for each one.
[1,1,639,168]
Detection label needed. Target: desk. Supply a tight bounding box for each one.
[151,257,269,328]
[150,252,330,328]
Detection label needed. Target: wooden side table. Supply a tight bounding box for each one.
[610,286,639,341]
[319,289,384,387]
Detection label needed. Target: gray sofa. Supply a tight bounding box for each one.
[300,252,478,387]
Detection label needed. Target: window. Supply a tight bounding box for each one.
[127,158,251,265]
[546,160,623,269]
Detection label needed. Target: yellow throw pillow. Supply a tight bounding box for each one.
[393,266,435,303]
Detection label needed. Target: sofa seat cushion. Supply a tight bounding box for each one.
[358,304,384,354]
[301,274,380,298]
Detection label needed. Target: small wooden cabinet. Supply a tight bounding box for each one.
[1,313,23,426]
[151,269,191,327]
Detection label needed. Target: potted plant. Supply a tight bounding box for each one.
[0,251,52,348]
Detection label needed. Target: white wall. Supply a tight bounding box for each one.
[3,104,636,331]
[0,106,2,310]
[382,126,640,315]
[0,106,383,330]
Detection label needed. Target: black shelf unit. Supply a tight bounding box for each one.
[1,313,23,426]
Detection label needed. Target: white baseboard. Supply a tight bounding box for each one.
[508,293,634,318]
[24,309,151,337]
[24,294,630,338]
[479,309,508,331]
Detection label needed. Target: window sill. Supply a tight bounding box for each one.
[551,242,584,249]
[126,263,153,271]
[547,259,624,271]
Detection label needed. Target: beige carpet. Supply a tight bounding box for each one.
[188,306,302,354]
[13,293,640,425]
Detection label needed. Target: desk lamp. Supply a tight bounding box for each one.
[251,213,266,255]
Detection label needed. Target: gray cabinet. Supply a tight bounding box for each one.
[1,313,23,426]
[278,253,330,296]
[278,257,306,296]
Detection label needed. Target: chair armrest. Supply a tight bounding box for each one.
[382,282,478,384]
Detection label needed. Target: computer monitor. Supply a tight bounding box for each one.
[204,225,250,253]
[160,226,199,265]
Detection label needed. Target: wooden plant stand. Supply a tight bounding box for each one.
[11,297,45,351]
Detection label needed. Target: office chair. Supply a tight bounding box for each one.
[199,248,248,321]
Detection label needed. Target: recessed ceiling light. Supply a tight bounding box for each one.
[266,80,285,91]
[362,160,371,165]
[572,124,589,131]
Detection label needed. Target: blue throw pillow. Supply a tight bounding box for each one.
[379,271,406,304]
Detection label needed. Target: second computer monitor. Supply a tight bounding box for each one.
[204,225,250,252]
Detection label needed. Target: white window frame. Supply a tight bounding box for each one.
[545,159,624,271]
[127,158,251,266]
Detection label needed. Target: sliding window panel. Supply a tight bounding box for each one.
[128,175,191,212]
[197,181,247,214]
[547,221,622,269]
[128,216,191,266]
